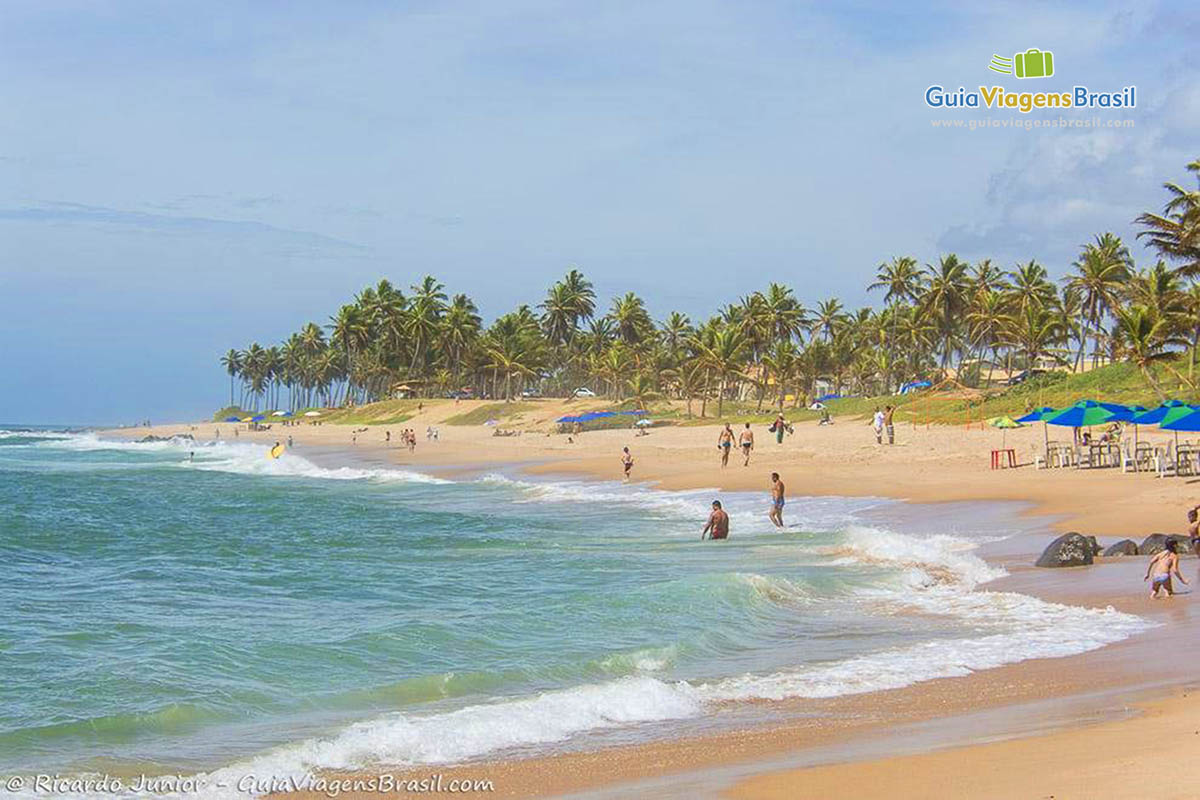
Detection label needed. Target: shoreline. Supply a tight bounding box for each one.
[96,409,1200,798]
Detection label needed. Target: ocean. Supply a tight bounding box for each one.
[0,428,1149,798]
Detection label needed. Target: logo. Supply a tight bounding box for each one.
[989,49,1055,79]
[924,46,1134,113]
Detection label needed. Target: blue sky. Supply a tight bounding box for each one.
[1,1,1196,424]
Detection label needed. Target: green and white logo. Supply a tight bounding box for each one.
[989,49,1055,79]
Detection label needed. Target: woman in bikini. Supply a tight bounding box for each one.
[1146,539,1188,598]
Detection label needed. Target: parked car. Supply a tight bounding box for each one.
[1006,369,1045,386]
[520,388,543,398]
[572,387,597,397]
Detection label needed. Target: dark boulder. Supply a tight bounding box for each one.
[1035,533,1095,568]
[1139,533,1190,555]
[1103,539,1139,557]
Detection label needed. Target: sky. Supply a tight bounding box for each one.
[1,0,1197,425]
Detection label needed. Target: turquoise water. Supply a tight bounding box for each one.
[0,429,1148,796]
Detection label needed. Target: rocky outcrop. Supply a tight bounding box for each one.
[1035,532,1095,568]
[137,434,194,443]
[1139,533,1191,555]
[1084,535,1101,556]
[1103,539,1139,557]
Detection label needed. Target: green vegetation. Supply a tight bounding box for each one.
[218,159,1200,420]
[444,402,535,426]
[212,406,252,422]
[320,400,421,425]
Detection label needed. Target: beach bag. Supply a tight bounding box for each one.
[768,422,777,433]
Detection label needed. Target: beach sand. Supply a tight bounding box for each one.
[105,401,1200,798]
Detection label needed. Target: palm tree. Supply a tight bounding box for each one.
[608,292,653,347]
[407,276,448,374]
[869,256,924,307]
[921,254,969,370]
[1136,158,1200,278]
[811,298,847,343]
[1064,233,1131,370]
[220,349,243,408]
[695,325,748,417]
[1112,305,1186,399]
[626,373,661,408]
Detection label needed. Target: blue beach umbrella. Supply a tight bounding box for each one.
[1160,408,1200,432]
[223,416,240,422]
[1016,406,1057,451]
[1132,400,1190,425]
[556,415,580,423]
[1045,400,1115,428]
[250,415,266,422]
[1016,407,1056,423]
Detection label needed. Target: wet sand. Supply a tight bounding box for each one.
[103,402,1200,798]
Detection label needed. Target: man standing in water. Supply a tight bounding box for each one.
[701,500,730,540]
[717,424,735,467]
[739,423,755,466]
[621,446,634,482]
[768,472,785,528]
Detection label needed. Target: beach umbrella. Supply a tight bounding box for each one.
[1045,401,1115,428]
[304,411,321,417]
[556,415,580,423]
[987,415,1023,449]
[223,416,241,422]
[251,415,266,422]
[1132,400,1190,425]
[635,418,654,427]
[1160,408,1200,432]
[1016,407,1056,451]
[272,410,287,416]
[241,417,253,422]
[1133,401,1194,451]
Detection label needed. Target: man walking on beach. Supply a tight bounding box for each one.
[702,500,730,540]
[884,405,896,445]
[718,424,735,467]
[739,423,755,466]
[769,472,785,528]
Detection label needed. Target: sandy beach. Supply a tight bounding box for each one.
[105,400,1200,798]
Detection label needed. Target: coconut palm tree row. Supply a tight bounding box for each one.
[222,159,1200,411]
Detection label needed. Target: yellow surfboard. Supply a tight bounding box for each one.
[269,444,285,459]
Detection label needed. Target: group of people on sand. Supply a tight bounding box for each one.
[715,416,790,468]
[384,429,419,452]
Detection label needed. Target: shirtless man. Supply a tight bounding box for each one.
[621,446,634,482]
[717,424,735,468]
[701,500,730,540]
[768,472,785,528]
[1188,505,1200,555]
[1146,539,1188,598]
[739,423,755,466]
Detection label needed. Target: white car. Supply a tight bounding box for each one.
[572,387,597,397]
